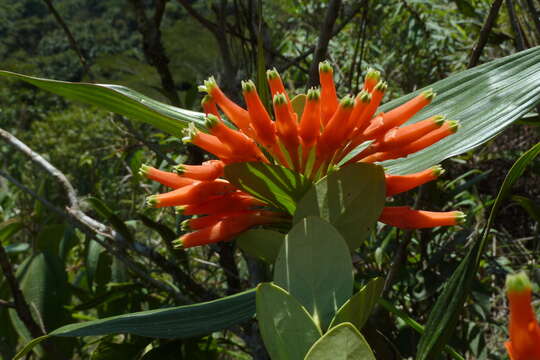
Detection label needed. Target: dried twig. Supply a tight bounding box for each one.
[42,0,91,78]
[468,0,504,68]
[506,0,527,50]
[129,0,180,106]
[0,299,15,308]
[0,243,46,342]
[0,127,212,302]
[308,0,342,87]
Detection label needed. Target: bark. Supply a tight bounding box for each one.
[307,0,342,87]
[129,0,181,105]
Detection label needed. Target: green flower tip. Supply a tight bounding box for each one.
[181,124,197,144]
[433,115,446,126]
[138,164,151,178]
[174,206,186,215]
[340,95,355,108]
[180,219,191,232]
[319,60,333,73]
[454,211,466,225]
[447,120,460,133]
[358,90,371,103]
[431,165,445,177]
[241,80,256,93]
[146,195,159,208]
[421,88,436,101]
[172,238,185,250]
[205,114,220,128]
[307,87,321,101]
[203,76,217,92]
[365,68,381,81]
[173,164,186,174]
[266,68,280,80]
[201,94,213,106]
[273,93,287,105]
[506,271,532,293]
[374,81,388,92]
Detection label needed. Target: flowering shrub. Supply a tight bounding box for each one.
[141,62,464,248]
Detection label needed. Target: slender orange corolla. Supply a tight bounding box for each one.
[505,272,540,360]
[142,60,464,248]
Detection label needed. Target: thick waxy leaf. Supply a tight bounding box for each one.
[416,142,540,360]
[256,283,321,360]
[9,252,71,356]
[0,221,23,243]
[224,162,312,214]
[274,217,353,329]
[329,277,384,330]
[236,229,285,263]
[0,71,205,135]
[14,289,256,359]
[291,94,307,118]
[379,46,540,174]
[304,322,375,360]
[294,163,385,250]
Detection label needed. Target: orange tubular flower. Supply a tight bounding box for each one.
[139,165,196,189]
[146,180,237,208]
[319,61,339,125]
[173,160,224,181]
[142,60,465,248]
[385,165,444,197]
[176,211,284,248]
[379,207,464,229]
[505,272,540,360]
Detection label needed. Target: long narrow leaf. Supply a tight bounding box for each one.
[14,289,256,359]
[0,71,205,135]
[416,142,540,360]
[380,47,540,174]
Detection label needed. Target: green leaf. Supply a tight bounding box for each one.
[416,142,540,360]
[14,289,256,359]
[378,47,540,174]
[0,221,23,243]
[291,94,307,118]
[224,162,312,214]
[274,217,353,329]
[294,163,385,250]
[86,197,133,242]
[256,283,321,360]
[5,243,30,254]
[512,195,540,224]
[304,322,375,360]
[9,252,71,357]
[0,71,205,135]
[236,229,285,263]
[329,277,384,330]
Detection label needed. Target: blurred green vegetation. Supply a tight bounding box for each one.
[0,0,539,359]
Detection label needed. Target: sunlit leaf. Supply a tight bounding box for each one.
[256,283,321,360]
[304,322,375,360]
[294,163,385,250]
[224,162,312,214]
[0,71,205,135]
[378,47,540,174]
[274,217,353,329]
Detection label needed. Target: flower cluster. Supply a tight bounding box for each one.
[141,62,464,248]
[505,272,540,360]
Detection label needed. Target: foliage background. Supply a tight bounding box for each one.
[0,0,539,359]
